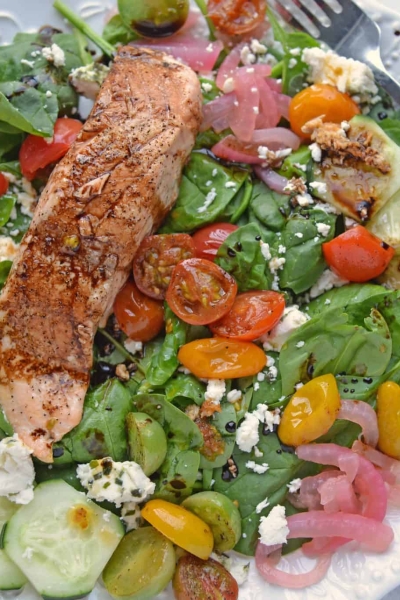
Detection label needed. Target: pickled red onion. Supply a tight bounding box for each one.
[252,128,301,149]
[318,475,360,514]
[338,400,379,447]
[254,166,290,193]
[288,470,341,510]
[352,440,400,481]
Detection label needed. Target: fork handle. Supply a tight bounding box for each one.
[365,62,400,109]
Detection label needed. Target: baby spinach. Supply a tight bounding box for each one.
[215,223,272,292]
[0,195,16,227]
[279,307,392,395]
[165,374,206,406]
[133,394,203,502]
[278,146,311,179]
[63,378,132,462]
[0,89,58,137]
[146,305,188,388]
[161,153,248,233]
[250,181,291,232]
[307,283,388,317]
[378,117,400,146]
[0,261,12,291]
[102,14,138,46]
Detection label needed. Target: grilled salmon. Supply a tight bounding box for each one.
[0,46,202,462]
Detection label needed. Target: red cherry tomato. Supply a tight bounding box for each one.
[133,234,196,300]
[113,279,164,342]
[166,258,237,325]
[0,173,9,196]
[207,0,267,36]
[192,223,238,261]
[322,225,395,283]
[173,554,239,600]
[20,118,83,180]
[210,291,285,341]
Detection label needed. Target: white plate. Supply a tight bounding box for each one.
[0,1,400,599]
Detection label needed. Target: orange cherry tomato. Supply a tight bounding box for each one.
[173,554,239,600]
[289,84,360,137]
[207,0,267,35]
[210,291,285,341]
[113,279,164,342]
[178,337,266,379]
[133,234,196,300]
[192,223,239,261]
[19,118,83,180]
[0,173,9,196]
[322,225,395,283]
[166,258,237,326]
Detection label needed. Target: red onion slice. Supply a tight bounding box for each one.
[352,440,400,481]
[252,128,301,149]
[338,400,379,447]
[254,166,290,193]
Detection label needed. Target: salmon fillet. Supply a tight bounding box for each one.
[0,46,202,462]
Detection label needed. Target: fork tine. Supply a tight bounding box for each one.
[297,0,331,28]
[319,0,342,13]
[272,0,321,37]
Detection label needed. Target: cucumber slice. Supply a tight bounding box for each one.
[4,480,124,599]
[0,498,27,590]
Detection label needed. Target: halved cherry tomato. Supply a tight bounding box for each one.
[173,554,239,600]
[113,279,164,342]
[322,225,395,282]
[192,223,238,261]
[133,233,195,300]
[0,173,9,196]
[210,291,285,341]
[289,84,360,138]
[377,381,400,459]
[142,499,214,560]
[166,258,237,325]
[207,0,266,35]
[178,337,266,379]
[19,118,83,180]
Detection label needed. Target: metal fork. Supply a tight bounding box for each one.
[270,0,400,106]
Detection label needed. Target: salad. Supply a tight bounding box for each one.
[1,0,400,598]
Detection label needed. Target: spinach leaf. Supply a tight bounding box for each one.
[0,133,23,160]
[133,394,203,502]
[200,401,237,469]
[161,153,248,233]
[307,283,388,317]
[221,178,253,224]
[0,261,12,290]
[165,374,206,406]
[250,353,288,411]
[0,161,21,176]
[278,146,311,179]
[279,308,392,395]
[199,78,220,103]
[214,431,318,555]
[378,118,400,146]
[63,379,132,462]
[215,223,272,292]
[0,407,13,435]
[277,208,337,294]
[377,290,400,358]
[0,89,58,137]
[103,14,138,46]
[250,180,291,232]
[0,195,16,227]
[146,305,188,388]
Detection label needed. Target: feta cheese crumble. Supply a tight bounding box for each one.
[246,460,269,474]
[77,457,155,507]
[309,181,328,196]
[310,269,348,298]
[124,339,143,354]
[201,82,213,93]
[256,497,270,513]
[258,505,289,545]
[309,142,322,162]
[198,188,217,213]
[204,379,226,406]
[0,435,35,504]
[236,412,260,452]
[260,241,271,261]
[316,222,331,237]
[262,305,309,351]
[227,389,242,403]
[287,478,302,493]
[42,43,65,67]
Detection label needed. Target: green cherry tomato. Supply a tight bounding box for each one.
[118,0,189,38]
[103,527,175,599]
[126,412,168,476]
[182,491,242,553]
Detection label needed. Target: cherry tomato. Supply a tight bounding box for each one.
[173,554,239,600]
[142,499,214,560]
[207,0,267,35]
[210,291,285,341]
[278,374,341,447]
[377,381,400,459]
[0,173,9,196]
[20,118,83,180]
[192,223,238,262]
[178,337,266,379]
[113,279,164,342]
[322,225,395,283]
[289,84,360,138]
[133,233,195,300]
[166,258,237,326]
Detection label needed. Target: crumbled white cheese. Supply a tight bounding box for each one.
[269,257,286,273]
[316,222,331,237]
[256,497,270,513]
[345,216,358,228]
[341,120,350,132]
[309,181,328,196]
[227,389,242,404]
[240,46,256,65]
[246,460,269,474]
[77,457,155,507]
[20,59,34,68]
[287,478,302,493]
[302,47,378,99]
[121,502,143,532]
[310,269,348,298]
[225,181,237,189]
[204,379,226,406]
[289,47,301,56]
[222,77,235,94]
[124,339,143,354]
[236,412,260,453]
[295,232,304,238]
[257,372,266,382]
[296,192,314,207]
[262,305,309,352]
[198,188,217,213]
[0,237,19,262]
[278,245,286,255]
[42,43,65,67]
[201,82,213,93]
[325,298,331,305]
[258,505,289,545]
[251,39,268,55]
[296,341,305,348]
[258,146,270,160]
[295,382,304,390]
[0,435,35,504]
[288,58,298,69]
[254,382,260,391]
[253,403,280,431]
[254,446,264,458]
[267,365,278,382]
[309,142,322,163]
[260,241,271,261]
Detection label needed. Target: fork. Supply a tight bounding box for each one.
[270,0,400,107]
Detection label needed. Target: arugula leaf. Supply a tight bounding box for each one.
[63,379,132,462]
[146,305,188,388]
[161,153,248,233]
[279,308,392,395]
[0,195,16,227]
[0,261,12,291]
[216,223,272,292]
[103,14,138,46]
[165,374,206,406]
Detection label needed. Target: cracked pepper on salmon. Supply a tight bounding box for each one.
[0,46,202,463]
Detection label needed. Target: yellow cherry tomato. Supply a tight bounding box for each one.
[141,499,214,560]
[177,337,266,379]
[377,381,400,459]
[278,374,341,446]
